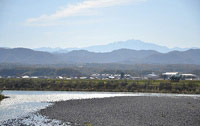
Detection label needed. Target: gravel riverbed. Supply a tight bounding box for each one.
[40,96,200,126]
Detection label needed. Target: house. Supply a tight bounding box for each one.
[162,72,179,80]
[180,74,197,80]
[146,72,159,80]
[108,75,115,79]
[91,73,101,79]
[124,74,132,79]
[30,76,38,79]
[22,75,30,79]
[89,77,95,79]
[80,77,87,79]
[57,76,63,79]
[113,74,121,80]
[65,77,72,80]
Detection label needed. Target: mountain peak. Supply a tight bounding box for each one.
[83,39,192,53]
[32,39,197,53]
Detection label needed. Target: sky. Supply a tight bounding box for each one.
[0,0,200,48]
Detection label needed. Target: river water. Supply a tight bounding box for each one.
[0,91,200,125]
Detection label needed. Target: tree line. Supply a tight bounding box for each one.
[0,78,200,94]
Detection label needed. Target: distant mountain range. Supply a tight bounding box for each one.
[0,48,60,64]
[1,47,200,65]
[34,40,194,53]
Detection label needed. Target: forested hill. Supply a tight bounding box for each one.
[0,48,200,65]
[0,48,60,64]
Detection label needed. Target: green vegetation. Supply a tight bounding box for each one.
[0,95,4,101]
[0,90,5,101]
[85,122,92,126]
[0,79,200,94]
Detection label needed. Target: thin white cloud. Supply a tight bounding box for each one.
[26,0,146,26]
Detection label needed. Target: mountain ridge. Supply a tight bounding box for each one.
[1,47,200,65]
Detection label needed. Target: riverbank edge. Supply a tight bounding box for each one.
[2,89,200,94]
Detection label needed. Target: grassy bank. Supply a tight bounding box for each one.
[0,78,200,94]
[0,93,5,101]
[0,95,4,101]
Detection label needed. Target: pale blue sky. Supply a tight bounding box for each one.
[0,0,200,48]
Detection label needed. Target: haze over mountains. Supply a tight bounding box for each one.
[34,40,192,53]
[1,47,200,65]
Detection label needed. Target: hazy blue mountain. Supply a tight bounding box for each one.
[34,47,78,53]
[33,40,192,53]
[84,39,193,53]
[1,48,200,65]
[34,47,63,53]
[83,40,171,53]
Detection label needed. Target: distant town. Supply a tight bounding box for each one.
[0,72,199,81]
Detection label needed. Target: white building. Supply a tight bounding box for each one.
[162,72,198,80]
[65,77,72,80]
[80,77,87,79]
[57,76,63,79]
[91,73,101,79]
[146,72,159,80]
[30,76,38,79]
[162,72,179,80]
[162,72,179,76]
[22,75,30,79]
[180,74,197,80]
[108,76,115,79]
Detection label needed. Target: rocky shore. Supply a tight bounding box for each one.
[40,96,200,126]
